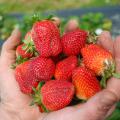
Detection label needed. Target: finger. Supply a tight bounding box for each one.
[105,104,116,118]
[2,28,21,53]
[52,17,61,27]
[98,31,114,54]
[64,19,79,33]
[79,89,118,120]
[107,36,120,99]
[0,28,21,66]
[114,36,120,72]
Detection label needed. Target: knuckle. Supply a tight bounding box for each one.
[97,90,118,112]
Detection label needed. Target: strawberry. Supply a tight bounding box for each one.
[31,20,62,57]
[15,31,35,65]
[72,67,101,100]
[81,44,114,76]
[15,61,38,94]
[32,80,74,112]
[29,57,55,81]
[16,44,33,59]
[61,29,87,56]
[55,56,78,81]
[81,44,118,87]
[22,31,37,57]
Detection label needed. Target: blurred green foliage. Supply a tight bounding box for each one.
[0,13,18,40]
[0,12,112,40]
[0,0,120,13]
[80,13,112,31]
[107,109,120,120]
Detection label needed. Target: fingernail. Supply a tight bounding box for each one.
[102,31,111,38]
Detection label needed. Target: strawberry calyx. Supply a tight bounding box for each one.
[22,31,39,57]
[46,15,54,20]
[22,40,37,56]
[87,32,98,44]
[100,59,120,88]
[32,13,54,23]
[13,40,38,68]
[31,82,49,113]
[112,73,120,79]
[11,55,28,69]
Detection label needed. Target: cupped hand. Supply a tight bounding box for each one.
[0,29,120,120]
[0,29,43,120]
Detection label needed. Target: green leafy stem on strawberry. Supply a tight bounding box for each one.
[31,82,50,113]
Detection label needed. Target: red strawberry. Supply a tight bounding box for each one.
[81,44,114,76]
[61,29,87,56]
[29,57,55,81]
[31,20,62,57]
[16,44,33,59]
[33,80,74,112]
[55,56,78,81]
[15,61,38,94]
[72,67,101,100]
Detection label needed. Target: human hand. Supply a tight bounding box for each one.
[42,32,120,120]
[0,29,120,120]
[0,29,44,120]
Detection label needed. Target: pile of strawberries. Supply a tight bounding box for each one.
[14,17,118,113]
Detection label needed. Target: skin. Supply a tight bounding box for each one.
[0,29,120,120]
[64,19,79,33]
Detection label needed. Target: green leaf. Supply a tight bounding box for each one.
[10,63,17,69]
[46,14,54,20]
[32,87,37,93]
[112,73,120,79]
[116,102,120,109]
[34,51,39,57]
[37,82,45,90]
[100,75,107,88]
[16,55,22,61]
[107,109,120,120]
[41,103,50,113]
[22,44,28,50]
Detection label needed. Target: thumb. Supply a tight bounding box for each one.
[0,28,21,66]
[82,89,118,120]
